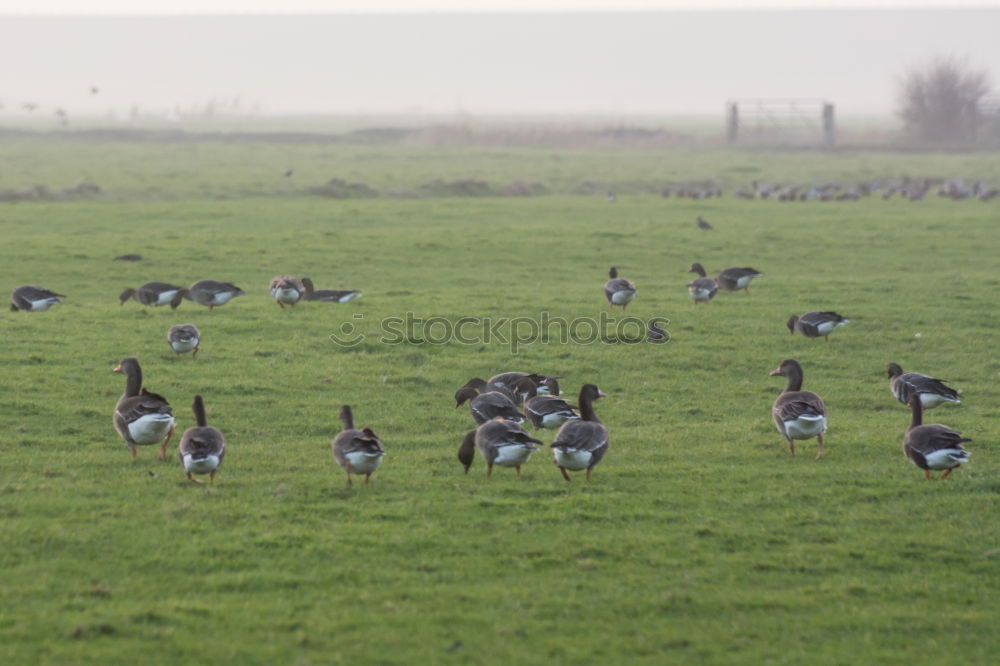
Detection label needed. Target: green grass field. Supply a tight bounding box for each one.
[2,138,999,665]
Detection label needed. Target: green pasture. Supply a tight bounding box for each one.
[2,141,999,665]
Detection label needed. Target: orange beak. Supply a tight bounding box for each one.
[768,368,781,376]
[113,364,122,373]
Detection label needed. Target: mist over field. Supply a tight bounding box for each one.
[2,9,999,120]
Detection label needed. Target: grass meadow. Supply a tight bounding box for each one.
[2,137,1000,664]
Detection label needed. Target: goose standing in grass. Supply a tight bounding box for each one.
[697,215,714,231]
[331,405,385,486]
[769,359,828,459]
[516,378,580,430]
[454,380,525,425]
[604,267,637,311]
[170,280,244,310]
[178,395,225,484]
[902,395,970,480]
[167,324,201,358]
[268,276,305,308]
[301,278,361,303]
[457,429,477,474]
[485,372,549,405]
[10,285,65,311]
[788,311,849,342]
[550,384,609,482]
[119,282,183,308]
[686,263,719,304]
[113,357,175,460]
[474,417,543,478]
[887,362,960,409]
[717,267,762,294]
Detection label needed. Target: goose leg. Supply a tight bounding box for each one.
[515,465,522,479]
[941,466,957,479]
[816,434,825,460]
[158,425,176,461]
[130,445,137,459]
[345,460,353,486]
[924,469,932,481]
[559,466,571,482]
[744,287,750,294]
[787,437,796,457]
[486,463,493,478]
[585,468,593,482]
[364,473,372,485]
[210,470,217,484]
[193,346,199,359]
[187,472,203,484]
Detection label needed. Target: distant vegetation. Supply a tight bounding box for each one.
[897,54,994,146]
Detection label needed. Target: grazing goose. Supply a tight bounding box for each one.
[113,254,142,262]
[457,429,477,474]
[647,319,669,342]
[551,384,609,481]
[454,383,525,425]
[301,278,361,303]
[887,362,960,409]
[268,275,305,308]
[697,215,714,230]
[119,282,182,308]
[717,267,762,293]
[113,357,175,460]
[474,417,543,478]
[788,311,849,342]
[769,359,828,459]
[516,378,580,430]
[485,372,548,405]
[902,395,970,480]
[178,395,225,484]
[331,405,385,486]
[167,324,201,358]
[686,263,719,304]
[10,285,65,311]
[170,280,244,310]
[604,267,637,311]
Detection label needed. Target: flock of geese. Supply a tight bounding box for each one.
[9,255,972,484]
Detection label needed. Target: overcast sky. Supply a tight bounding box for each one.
[2,6,998,118]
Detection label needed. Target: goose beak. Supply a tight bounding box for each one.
[113,364,122,373]
[597,390,607,398]
[768,368,781,376]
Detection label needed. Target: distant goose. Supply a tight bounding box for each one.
[717,267,762,294]
[887,363,960,410]
[516,378,580,430]
[167,324,201,358]
[331,405,385,486]
[113,254,142,262]
[474,417,543,478]
[170,280,244,310]
[686,263,719,304]
[178,395,226,484]
[697,215,714,230]
[788,311,848,342]
[604,267,637,311]
[268,275,305,308]
[10,285,65,311]
[606,192,617,202]
[301,277,361,303]
[119,282,182,308]
[113,357,175,460]
[769,359,827,459]
[902,395,970,480]
[454,379,525,425]
[551,384,609,481]
[647,319,669,342]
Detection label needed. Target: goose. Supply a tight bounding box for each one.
[887,362,960,409]
[647,319,669,342]
[474,417,543,478]
[788,311,848,342]
[169,280,244,310]
[697,215,714,230]
[516,378,580,430]
[301,278,361,303]
[457,429,477,474]
[113,254,142,262]
[485,372,548,405]
[686,263,719,304]
[769,359,827,459]
[551,384,609,481]
[604,267,637,311]
[119,282,182,308]
[268,276,305,308]
[717,267,762,293]
[167,324,201,358]
[112,357,175,460]
[331,405,385,486]
[178,395,225,484]
[454,383,525,425]
[902,395,970,480]
[10,285,65,311]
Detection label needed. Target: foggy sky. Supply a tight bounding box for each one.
[2,10,999,117]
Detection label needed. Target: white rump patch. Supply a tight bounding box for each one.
[923,448,970,470]
[183,454,221,474]
[127,413,175,444]
[344,450,384,474]
[553,448,593,471]
[783,415,827,440]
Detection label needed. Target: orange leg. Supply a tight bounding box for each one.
[515,465,522,479]
[209,305,214,310]
[486,463,493,478]
[815,434,825,460]
[345,461,353,486]
[744,287,750,294]
[277,301,284,309]
[787,438,796,457]
[130,446,138,459]
[193,346,199,359]
[941,465,958,479]
[924,469,932,480]
[364,473,372,485]
[559,466,571,482]
[585,468,593,482]
[187,472,203,484]
[158,425,176,461]
[210,470,217,484]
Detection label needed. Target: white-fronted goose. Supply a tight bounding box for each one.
[474,417,543,478]
[457,429,477,474]
[551,384,609,481]
[170,280,244,310]
[268,275,304,308]
[301,278,361,303]
[903,395,970,480]
[697,215,714,230]
[769,359,827,459]
[455,383,525,425]
[167,324,201,358]
[717,267,762,293]
[647,319,668,342]
[119,282,182,308]
[331,405,385,486]
[788,311,848,342]
[485,372,548,405]
[887,362,960,409]
[178,395,226,484]
[113,357,175,460]
[10,285,65,311]
[604,267,637,311]
[516,378,580,430]
[686,263,719,304]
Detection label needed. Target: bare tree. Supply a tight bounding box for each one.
[897,55,992,145]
